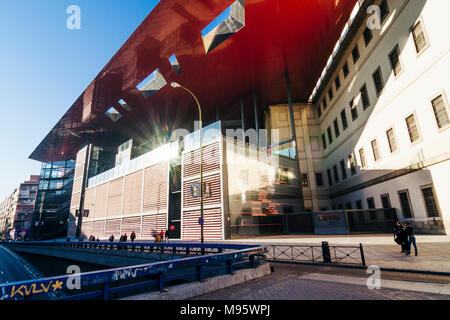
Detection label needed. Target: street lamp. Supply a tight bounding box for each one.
[170,82,204,244]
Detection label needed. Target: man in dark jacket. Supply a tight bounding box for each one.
[405,222,417,256]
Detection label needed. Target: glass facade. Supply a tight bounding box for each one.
[31,160,75,240]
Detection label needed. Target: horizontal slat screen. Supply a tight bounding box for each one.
[121,216,141,237]
[92,221,105,238]
[93,183,108,219]
[84,188,95,218]
[141,214,167,238]
[183,173,221,208]
[143,163,168,213]
[106,177,123,217]
[182,208,223,241]
[123,170,143,216]
[81,222,92,238]
[183,142,220,178]
[105,219,121,237]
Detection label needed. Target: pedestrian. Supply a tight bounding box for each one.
[109,234,115,242]
[123,233,128,242]
[160,229,165,242]
[399,223,409,253]
[394,221,406,252]
[130,231,136,243]
[165,229,169,243]
[119,234,123,242]
[405,222,418,256]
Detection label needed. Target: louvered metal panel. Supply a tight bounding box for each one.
[182,208,223,241]
[70,193,81,209]
[142,162,168,213]
[123,170,143,216]
[121,216,141,237]
[72,178,83,194]
[84,188,95,218]
[92,220,105,238]
[106,177,123,217]
[93,183,108,219]
[183,142,220,178]
[141,214,167,238]
[183,174,221,208]
[105,219,121,237]
[80,221,92,238]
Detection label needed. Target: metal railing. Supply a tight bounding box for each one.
[266,242,366,266]
[0,242,266,301]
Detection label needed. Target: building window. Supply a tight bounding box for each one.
[405,114,420,143]
[340,159,347,180]
[317,106,322,118]
[431,94,450,129]
[421,186,440,218]
[411,20,429,54]
[333,119,340,138]
[323,99,327,110]
[352,44,360,64]
[380,194,391,209]
[327,169,333,186]
[328,88,334,101]
[360,83,370,110]
[371,139,381,162]
[349,98,358,121]
[315,172,324,187]
[349,153,357,175]
[333,165,340,183]
[398,190,413,218]
[327,126,333,145]
[356,200,363,209]
[367,197,377,220]
[389,45,402,76]
[343,62,349,78]
[359,148,367,168]
[335,75,341,91]
[367,197,375,209]
[322,134,327,150]
[363,27,373,47]
[372,66,385,95]
[386,128,398,153]
[380,0,389,22]
[301,174,309,187]
[341,109,348,130]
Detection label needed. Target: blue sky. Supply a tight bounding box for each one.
[0,0,160,200]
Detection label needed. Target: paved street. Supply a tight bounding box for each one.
[193,263,450,300]
[225,234,450,273]
[0,245,38,284]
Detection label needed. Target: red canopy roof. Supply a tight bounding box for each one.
[30,0,356,162]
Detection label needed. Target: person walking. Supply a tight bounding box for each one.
[406,222,418,256]
[160,229,165,243]
[123,233,128,242]
[130,231,136,243]
[165,229,169,243]
[109,234,115,242]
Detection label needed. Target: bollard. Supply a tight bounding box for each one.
[322,241,331,263]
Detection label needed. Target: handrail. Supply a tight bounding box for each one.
[266,243,365,266]
[0,242,266,300]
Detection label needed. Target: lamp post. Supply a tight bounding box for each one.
[170,82,204,243]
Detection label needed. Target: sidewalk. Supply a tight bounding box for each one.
[224,235,450,274]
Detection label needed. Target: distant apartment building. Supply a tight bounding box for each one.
[0,175,40,239]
